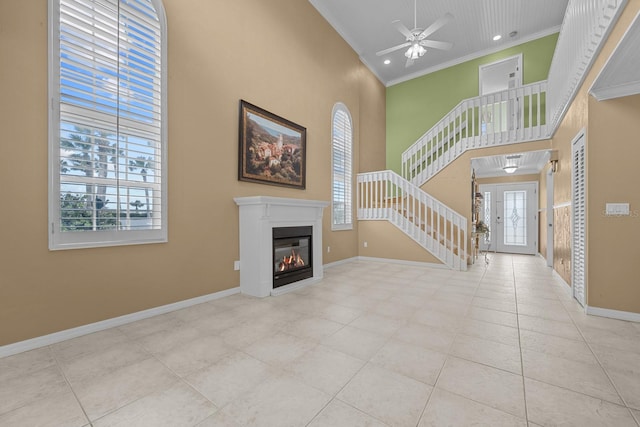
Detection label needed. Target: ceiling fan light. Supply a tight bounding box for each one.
[405,43,426,60]
[503,165,518,174]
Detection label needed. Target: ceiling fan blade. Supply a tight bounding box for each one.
[376,42,412,56]
[418,12,453,40]
[420,39,453,50]
[405,57,415,68]
[392,20,415,40]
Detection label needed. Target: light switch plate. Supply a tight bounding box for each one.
[605,203,630,216]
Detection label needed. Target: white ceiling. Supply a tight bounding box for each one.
[471,150,551,178]
[309,0,569,86]
[590,10,640,101]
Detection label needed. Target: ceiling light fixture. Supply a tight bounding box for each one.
[493,34,502,41]
[383,59,391,65]
[404,43,426,60]
[503,154,521,174]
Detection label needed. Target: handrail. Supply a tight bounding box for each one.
[357,170,467,270]
[402,80,548,186]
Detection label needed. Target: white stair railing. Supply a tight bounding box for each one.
[357,170,467,270]
[402,80,548,187]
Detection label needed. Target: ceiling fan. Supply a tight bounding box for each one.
[376,0,454,68]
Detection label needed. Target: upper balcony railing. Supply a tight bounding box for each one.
[402,81,548,186]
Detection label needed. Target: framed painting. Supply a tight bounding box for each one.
[238,100,306,189]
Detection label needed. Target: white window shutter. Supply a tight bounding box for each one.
[332,104,353,230]
[50,0,167,249]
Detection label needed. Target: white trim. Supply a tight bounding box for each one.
[331,103,354,231]
[553,201,572,209]
[552,269,572,297]
[547,0,627,137]
[323,257,359,269]
[48,0,169,250]
[590,10,640,101]
[0,286,240,359]
[356,256,448,269]
[386,26,560,87]
[571,129,587,307]
[590,81,640,101]
[478,53,523,96]
[324,256,448,270]
[586,305,640,323]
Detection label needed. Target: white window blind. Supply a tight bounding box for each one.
[49,0,167,249]
[331,104,353,230]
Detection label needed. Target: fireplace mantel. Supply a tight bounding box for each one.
[234,196,329,297]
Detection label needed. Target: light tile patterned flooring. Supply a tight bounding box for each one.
[1,254,640,426]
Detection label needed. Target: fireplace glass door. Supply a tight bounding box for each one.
[273,226,313,288]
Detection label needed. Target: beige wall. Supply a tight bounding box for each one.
[548,0,640,311]
[587,94,640,312]
[358,221,441,264]
[0,0,386,345]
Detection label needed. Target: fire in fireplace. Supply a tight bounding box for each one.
[277,249,305,272]
[273,226,313,288]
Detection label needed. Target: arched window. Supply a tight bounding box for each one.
[331,103,353,230]
[49,0,167,249]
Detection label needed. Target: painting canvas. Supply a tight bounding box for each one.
[238,100,306,189]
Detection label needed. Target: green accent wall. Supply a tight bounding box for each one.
[386,33,559,173]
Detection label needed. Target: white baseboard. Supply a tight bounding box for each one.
[552,269,573,298]
[0,286,240,359]
[323,257,359,269]
[586,305,640,323]
[356,256,448,269]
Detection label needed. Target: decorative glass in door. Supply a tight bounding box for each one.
[503,190,527,246]
[483,191,492,245]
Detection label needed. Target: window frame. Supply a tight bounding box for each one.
[48,0,168,250]
[331,103,353,231]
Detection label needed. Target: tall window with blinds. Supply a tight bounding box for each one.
[331,104,353,230]
[49,0,167,249]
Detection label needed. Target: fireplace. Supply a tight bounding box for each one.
[273,226,313,288]
[234,196,328,297]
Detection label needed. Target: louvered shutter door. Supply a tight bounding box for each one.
[572,134,586,306]
[332,106,353,229]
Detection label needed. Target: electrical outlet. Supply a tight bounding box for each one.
[234,260,240,270]
[327,246,331,253]
[605,203,630,216]
[363,241,368,248]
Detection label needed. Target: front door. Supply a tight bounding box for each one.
[479,182,538,255]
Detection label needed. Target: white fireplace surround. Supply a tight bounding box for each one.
[234,196,329,297]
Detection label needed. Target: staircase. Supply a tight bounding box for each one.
[356,0,626,271]
[357,83,547,270]
[402,81,548,187]
[357,170,467,270]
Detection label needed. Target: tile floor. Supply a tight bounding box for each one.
[1,254,640,426]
